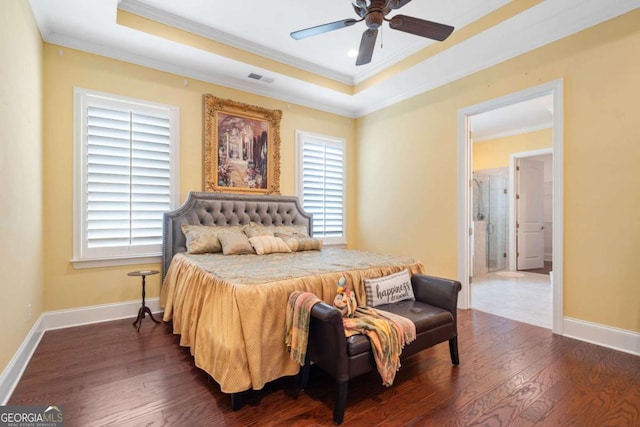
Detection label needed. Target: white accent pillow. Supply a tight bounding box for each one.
[363,269,415,307]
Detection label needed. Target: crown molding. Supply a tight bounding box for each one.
[118,0,355,86]
[33,0,640,119]
[353,0,640,117]
[45,32,358,118]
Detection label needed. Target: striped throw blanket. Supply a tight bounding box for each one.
[285,291,322,366]
[343,306,416,386]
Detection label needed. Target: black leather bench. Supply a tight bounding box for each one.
[300,274,461,425]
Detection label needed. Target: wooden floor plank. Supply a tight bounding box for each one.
[8,310,640,426]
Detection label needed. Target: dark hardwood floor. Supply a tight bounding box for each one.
[9,310,640,426]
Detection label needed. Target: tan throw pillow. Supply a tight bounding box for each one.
[280,236,323,252]
[242,222,274,238]
[248,235,292,255]
[269,224,310,239]
[218,231,255,255]
[363,269,415,307]
[181,224,241,254]
[293,225,310,237]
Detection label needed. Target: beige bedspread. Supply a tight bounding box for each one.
[160,247,424,393]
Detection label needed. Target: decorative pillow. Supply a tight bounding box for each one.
[248,235,291,255]
[269,225,310,239]
[181,224,241,254]
[217,231,255,255]
[280,236,323,252]
[363,269,415,307]
[242,222,274,238]
[293,225,310,237]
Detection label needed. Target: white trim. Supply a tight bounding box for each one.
[0,298,162,404]
[551,82,565,334]
[456,113,473,310]
[457,79,564,335]
[564,317,640,357]
[473,123,552,143]
[42,297,161,331]
[71,255,162,269]
[0,317,45,405]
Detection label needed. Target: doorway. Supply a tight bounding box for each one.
[457,80,564,334]
[471,149,553,329]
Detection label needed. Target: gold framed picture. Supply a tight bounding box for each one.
[203,95,281,194]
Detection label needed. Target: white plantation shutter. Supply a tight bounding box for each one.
[296,131,346,244]
[74,89,179,265]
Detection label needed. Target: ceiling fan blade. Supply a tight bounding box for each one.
[389,15,454,41]
[290,19,358,40]
[356,28,378,66]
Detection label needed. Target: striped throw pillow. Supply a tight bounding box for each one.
[248,235,292,255]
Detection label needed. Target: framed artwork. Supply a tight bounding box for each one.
[203,95,282,194]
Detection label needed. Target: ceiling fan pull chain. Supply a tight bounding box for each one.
[381,25,384,49]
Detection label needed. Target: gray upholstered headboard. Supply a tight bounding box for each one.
[162,192,312,278]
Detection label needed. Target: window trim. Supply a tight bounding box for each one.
[72,88,180,268]
[295,129,347,246]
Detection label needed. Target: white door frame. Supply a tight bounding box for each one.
[457,79,564,334]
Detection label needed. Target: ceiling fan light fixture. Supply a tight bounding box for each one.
[351,0,371,7]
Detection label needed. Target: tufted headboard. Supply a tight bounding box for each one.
[162,192,312,278]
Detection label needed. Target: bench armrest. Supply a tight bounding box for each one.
[411,274,461,315]
[307,302,350,382]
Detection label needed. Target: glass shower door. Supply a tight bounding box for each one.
[487,175,507,272]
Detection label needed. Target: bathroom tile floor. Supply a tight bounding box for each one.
[471,270,552,329]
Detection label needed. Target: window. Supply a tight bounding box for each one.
[73,89,179,268]
[296,130,346,245]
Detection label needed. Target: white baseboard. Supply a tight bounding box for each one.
[0,317,45,405]
[563,317,640,356]
[42,297,160,330]
[0,298,161,404]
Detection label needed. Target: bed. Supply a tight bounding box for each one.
[160,192,425,407]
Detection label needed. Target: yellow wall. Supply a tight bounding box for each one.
[4,2,639,379]
[42,45,355,311]
[473,128,552,171]
[0,1,43,371]
[356,10,640,332]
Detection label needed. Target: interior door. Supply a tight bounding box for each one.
[516,158,544,270]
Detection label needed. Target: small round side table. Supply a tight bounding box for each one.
[128,270,161,331]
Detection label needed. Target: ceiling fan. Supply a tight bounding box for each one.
[290,0,454,66]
